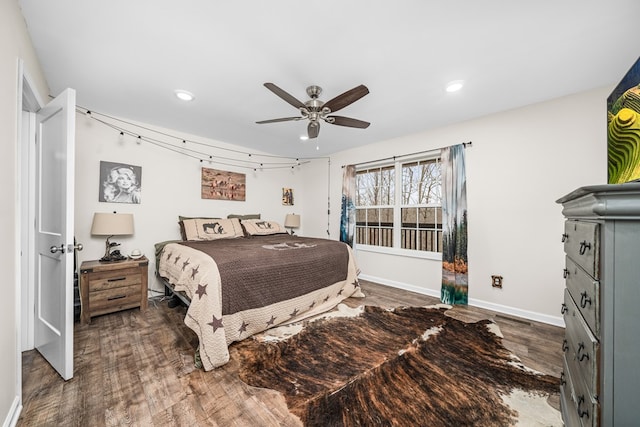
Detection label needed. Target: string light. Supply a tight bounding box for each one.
[77,107,327,170]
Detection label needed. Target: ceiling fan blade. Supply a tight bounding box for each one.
[323,84,369,113]
[327,115,370,129]
[263,83,306,109]
[308,122,320,139]
[256,117,302,124]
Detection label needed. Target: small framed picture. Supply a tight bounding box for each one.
[99,161,142,204]
[282,188,293,205]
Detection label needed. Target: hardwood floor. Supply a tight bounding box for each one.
[18,281,564,426]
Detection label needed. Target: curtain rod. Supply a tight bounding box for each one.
[342,141,472,168]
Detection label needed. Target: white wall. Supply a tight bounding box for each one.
[74,114,328,293]
[330,87,608,324]
[1,0,50,425]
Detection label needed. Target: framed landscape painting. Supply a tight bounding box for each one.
[201,167,246,201]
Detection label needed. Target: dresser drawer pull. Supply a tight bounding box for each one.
[561,303,568,315]
[563,268,569,279]
[579,240,591,255]
[562,339,569,352]
[580,292,592,309]
[107,294,127,301]
[577,395,590,419]
[107,277,127,282]
[577,342,590,362]
[561,233,568,242]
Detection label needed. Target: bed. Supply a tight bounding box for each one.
[156,216,363,370]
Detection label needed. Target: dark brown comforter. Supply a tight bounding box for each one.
[180,234,349,315]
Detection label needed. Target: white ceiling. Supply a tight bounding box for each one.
[18,0,640,158]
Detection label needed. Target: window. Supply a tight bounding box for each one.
[355,157,442,254]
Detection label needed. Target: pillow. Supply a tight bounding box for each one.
[178,216,221,240]
[181,218,244,241]
[241,219,287,236]
[227,213,261,220]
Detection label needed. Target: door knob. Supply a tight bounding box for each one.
[68,242,83,252]
[50,245,66,254]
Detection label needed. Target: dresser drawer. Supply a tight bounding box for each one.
[563,220,599,279]
[88,284,142,317]
[560,357,584,427]
[562,289,599,395]
[562,354,600,427]
[564,256,600,339]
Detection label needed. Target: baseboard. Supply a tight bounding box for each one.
[359,274,565,328]
[2,396,21,427]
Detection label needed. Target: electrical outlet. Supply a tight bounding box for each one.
[491,275,503,288]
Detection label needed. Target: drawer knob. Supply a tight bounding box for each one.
[579,240,591,255]
[580,292,592,309]
[561,233,568,242]
[561,303,568,315]
[577,395,590,419]
[562,339,569,352]
[577,342,590,362]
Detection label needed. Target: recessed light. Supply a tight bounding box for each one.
[174,90,195,101]
[446,80,464,93]
[300,135,309,141]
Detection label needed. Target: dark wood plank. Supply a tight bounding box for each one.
[19,281,563,426]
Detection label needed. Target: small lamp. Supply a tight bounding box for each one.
[284,213,300,235]
[91,212,134,262]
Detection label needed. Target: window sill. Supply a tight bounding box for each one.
[354,244,443,261]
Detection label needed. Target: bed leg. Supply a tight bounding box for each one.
[168,295,181,308]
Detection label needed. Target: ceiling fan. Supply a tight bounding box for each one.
[256,83,370,139]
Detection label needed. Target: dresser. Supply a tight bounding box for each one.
[79,256,149,324]
[557,183,640,426]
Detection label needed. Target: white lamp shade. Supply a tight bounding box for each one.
[284,214,300,228]
[91,212,134,236]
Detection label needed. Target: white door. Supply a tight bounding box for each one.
[34,88,76,380]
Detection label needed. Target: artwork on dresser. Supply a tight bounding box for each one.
[99,161,142,204]
[440,144,468,305]
[201,167,246,201]
[607,56,640,184]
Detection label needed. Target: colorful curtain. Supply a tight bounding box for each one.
[440,144,468,305]
[340,165,356,247]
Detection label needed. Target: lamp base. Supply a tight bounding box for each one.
[99,236,127,262]
[99,253,127,263]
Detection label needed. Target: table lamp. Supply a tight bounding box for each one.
[284,213,300,235]
[91,212,134,262]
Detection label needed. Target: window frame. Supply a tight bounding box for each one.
[354,155,443,260]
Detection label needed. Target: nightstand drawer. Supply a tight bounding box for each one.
[88,269,142,292]
[89,284,142,316]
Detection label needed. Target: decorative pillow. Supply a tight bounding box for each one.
[241,219,287,236]
[178,216,221,240]
[181,218,244,241]
[227,213,261,220]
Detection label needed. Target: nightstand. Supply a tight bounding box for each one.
[79,256,149,324]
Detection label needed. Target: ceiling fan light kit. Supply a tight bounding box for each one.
[257,83,370,139]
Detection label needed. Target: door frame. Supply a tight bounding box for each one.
[15,58,46,418]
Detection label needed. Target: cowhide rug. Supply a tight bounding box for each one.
[233,305,561,427]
